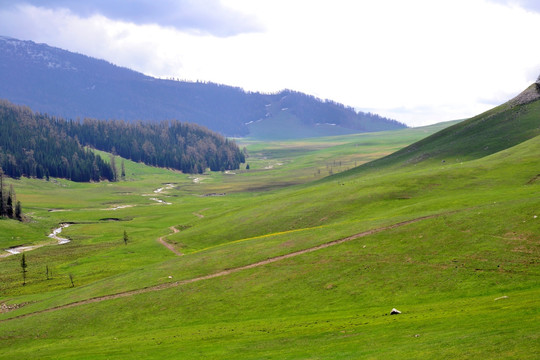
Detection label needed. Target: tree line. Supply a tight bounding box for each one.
[0,100,245,182]
[0,100,115,181]
[62,117,245,174]
[0,169,22,221]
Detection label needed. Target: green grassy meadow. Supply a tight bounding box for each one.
[0,114,539,359]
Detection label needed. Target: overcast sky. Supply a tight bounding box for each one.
[1,0,539,126]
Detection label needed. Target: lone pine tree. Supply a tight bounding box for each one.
[21,253,28,286]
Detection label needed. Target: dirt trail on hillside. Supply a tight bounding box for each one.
[157,226,183,256]
[192,208,209,219]
[1,213,443,322]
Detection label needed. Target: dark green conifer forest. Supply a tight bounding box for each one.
[0,100,245,182]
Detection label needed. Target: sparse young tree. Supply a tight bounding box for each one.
[15,201,22,221]
[0,169,5,218]
[69,273,75,287]
[10,184,15,203]
[6,185,14,219]
[46,265,51,280]
[123,230,129,245]
[121,159,126,180]
[110,155,118,182]
[21,253,28,286]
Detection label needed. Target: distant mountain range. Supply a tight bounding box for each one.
[0,36,406,138]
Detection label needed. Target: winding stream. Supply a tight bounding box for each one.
[1,183,174,258]
[47,223,71,245]
[1,224,71,257]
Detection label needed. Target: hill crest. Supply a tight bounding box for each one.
[509,82,540,106]
[0,36,406,138]
[343,79,540,174]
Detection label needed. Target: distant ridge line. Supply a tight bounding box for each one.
[0,36,405,138]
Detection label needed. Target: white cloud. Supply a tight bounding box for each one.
[486,0,540,13]
[0,0,539,127]
[0,0,262,36]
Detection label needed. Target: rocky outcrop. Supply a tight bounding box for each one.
[1,302,28,313]
[508,81,540,106]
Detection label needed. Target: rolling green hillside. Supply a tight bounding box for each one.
[353,82,540,171]
[0,88,538,359]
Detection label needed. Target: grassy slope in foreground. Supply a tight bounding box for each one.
[0,117,539,358]
[1,127,448,298]
[0,135,538,359]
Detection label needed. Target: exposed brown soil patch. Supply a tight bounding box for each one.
[157,226,183,256]
[192,208,209,218]
[1,302,29,314]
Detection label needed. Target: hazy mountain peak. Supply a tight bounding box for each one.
[0,36,405,138]
[0,36,77,71]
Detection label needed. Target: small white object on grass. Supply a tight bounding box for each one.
[390,308,401,315]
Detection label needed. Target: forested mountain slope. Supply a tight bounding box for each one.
[0,100,244,181]
[0,36,405,137]
[0,101,114,182]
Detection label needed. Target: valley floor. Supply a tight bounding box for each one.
[0,127,538,359]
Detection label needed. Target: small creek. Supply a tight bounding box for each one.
[1,184,175,258]
[146,183,174,205]
[1,224,71,257]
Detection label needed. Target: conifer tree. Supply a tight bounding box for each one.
[0,169,5,217]
[121,159,126,180]
[21,253,28,286]
[6,193,13,219]
[15,201,22,221]
[6,184,14,219]
[110,155,118,182]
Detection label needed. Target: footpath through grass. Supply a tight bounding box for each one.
[0,125,538,359]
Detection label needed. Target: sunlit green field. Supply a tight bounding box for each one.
[0,120,538,359]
